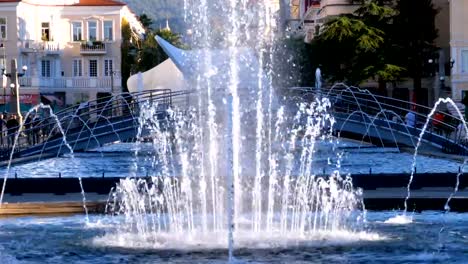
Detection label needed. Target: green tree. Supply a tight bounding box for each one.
[121,15,184,92]
[135,28,183,73]
[138,13,153,31]
[315,0,404,91]
[121,18,138,92]
[392,0,438,104]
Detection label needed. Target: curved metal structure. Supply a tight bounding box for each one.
[290,85,468,155]
[0,89,192,163]
[2,84,467,165]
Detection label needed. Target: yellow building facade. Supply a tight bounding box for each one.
[0,0,143,110]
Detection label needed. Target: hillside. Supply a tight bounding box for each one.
[122,0,186,33]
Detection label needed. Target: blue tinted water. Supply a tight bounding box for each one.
[1,142,463,178]
[0,211,466,263]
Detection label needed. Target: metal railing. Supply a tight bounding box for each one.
[20,40,60,53]
[0,89,193,161]
[80,42,106,53]
[289,85,468,154]
[18,76,122,89]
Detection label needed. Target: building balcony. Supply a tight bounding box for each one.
[19,76,121,91]
[20,40,61,55]
[80,41,107,55]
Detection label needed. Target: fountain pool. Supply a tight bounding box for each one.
[0,211,467,263]
[0,0,467,262]
[1,142,464,178]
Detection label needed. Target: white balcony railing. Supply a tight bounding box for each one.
[18,76,122,90]
[20,40,60,53]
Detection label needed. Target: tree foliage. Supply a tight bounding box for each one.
[392,0,438,102]
[315,0,403,87]
[138,14,153,30]
[308,0,438,96]
[121,17,183,92]
[136,28,183,73]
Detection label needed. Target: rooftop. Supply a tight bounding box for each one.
[0,0,125,6]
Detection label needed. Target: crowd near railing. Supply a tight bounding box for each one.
[289,85,468,154]
[0,89,192,161]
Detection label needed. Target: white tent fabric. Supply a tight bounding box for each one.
[127,59,187,93]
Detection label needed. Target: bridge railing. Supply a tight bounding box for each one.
[0,89,193,160]
[289,86,468,153]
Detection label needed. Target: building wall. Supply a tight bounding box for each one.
[450,0,468,100]
[0,1,37,102]
[0,0,144,108]
[315,0,358,22]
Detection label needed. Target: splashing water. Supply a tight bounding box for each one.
[385,97,468,224]
[384,214,413,225]
[0,104,74,206]
[78,177,89,223]
[100,97,371,250]
[94,0,377,256]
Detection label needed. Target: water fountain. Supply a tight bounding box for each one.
[92,0,374,255]
[1,1,468,263]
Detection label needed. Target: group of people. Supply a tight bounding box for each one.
[0,113,44,148]
[0,113,20,147]
[400,108,468,144]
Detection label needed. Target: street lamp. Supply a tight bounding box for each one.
[0,43,5,112]
[2,59,28,123]
[109,70,120,95]
[109,70,121,116]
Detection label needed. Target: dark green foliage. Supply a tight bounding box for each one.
[315,0,403,87]
[305,0,438,96]
[121,16,183,92]
[136,29,183,73]
[138,14,154,30]
[392,0,439,102]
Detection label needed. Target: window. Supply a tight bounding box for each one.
[72,22,82,41]
[73,59,82,77]
[104,59,113,76]
[0,58,5,70]
[462,50,468,73]
[88,21,97,41]
[89,59,97,77]
[0,18,6,39]
[41,60,51,77]
[103,21,113,41]
[41,22,50,41]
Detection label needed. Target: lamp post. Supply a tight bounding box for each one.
[2,59,27,123]
[0,43,5,112]
[110,70,120,95]
[109,70,120,116]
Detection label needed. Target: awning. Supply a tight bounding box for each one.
[0,94,39,105]
[41,95,64,106]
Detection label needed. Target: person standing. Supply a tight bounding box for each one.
[24,113,33,145]
[32,114,41,145]
[0,113,6,147]
[456,122,467,143]
[6,114,19,147]
[405,109,416,127]
[315,67,322,91]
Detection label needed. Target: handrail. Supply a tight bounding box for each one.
[288,86,468,153]
[4,85,468,161]
[0,89,194,160]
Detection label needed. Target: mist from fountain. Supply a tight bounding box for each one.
[99,95,369,250]
[0,104,74,205]
[95,0,376,255]
[383,98,468,224]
